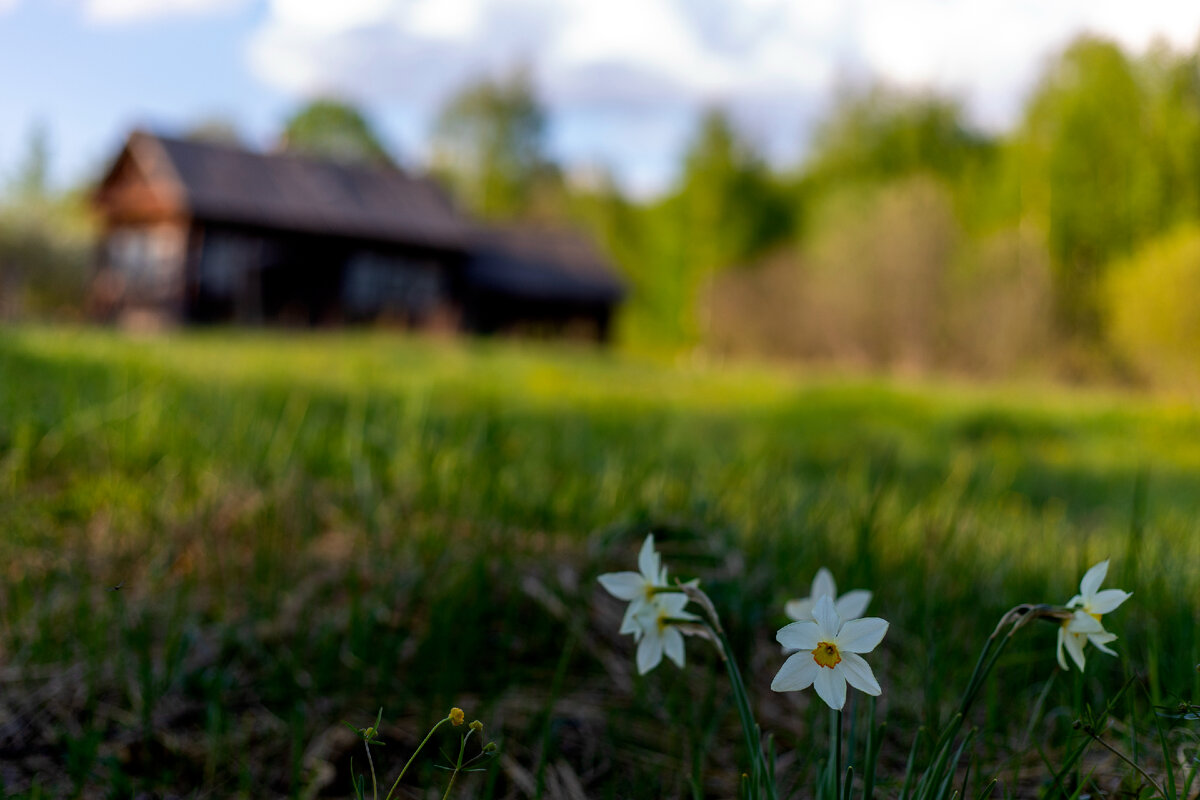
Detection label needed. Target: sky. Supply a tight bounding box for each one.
[3,0,1200,197]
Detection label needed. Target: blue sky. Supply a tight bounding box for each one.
[0,2,285,188]
[3,0,1200,197]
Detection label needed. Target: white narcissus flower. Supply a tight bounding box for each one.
[631,592,699,674]
[1056,612,1113,671]
[597,534,699,673]
[772,594,888,710]
[598,534,667,636]
[785,567,872,623]
[1056,559,1131,671]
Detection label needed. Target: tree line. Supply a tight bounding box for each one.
[406,33,1200,384]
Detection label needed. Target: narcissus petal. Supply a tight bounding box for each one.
[814,666,847,710]
[839,652,882,695]
[836,617,889,654]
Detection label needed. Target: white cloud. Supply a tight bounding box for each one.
[266,0,394,32]
[250,0,840,108]
[83,0,248,24]
[244,0,1200,193]
[849,0,1200,129]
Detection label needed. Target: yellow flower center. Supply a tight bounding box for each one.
[812,641,842,669]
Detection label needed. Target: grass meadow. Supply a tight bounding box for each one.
[1,326,1198,798]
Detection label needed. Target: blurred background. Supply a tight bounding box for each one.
[6,0,1200,383]
[3,2,1200,798]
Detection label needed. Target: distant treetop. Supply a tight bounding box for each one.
[279,98,396,168]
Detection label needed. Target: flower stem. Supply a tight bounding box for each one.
[364,739,378,800]
[384,715,451,800]
[713,624,766,792]
[835,709,843,800]
[703,618,775,800]
[683,582,773,799]
[440,731,472,800]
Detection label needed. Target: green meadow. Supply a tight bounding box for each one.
[1,326,1198,798]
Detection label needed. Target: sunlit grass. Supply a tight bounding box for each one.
[0,325,1197,797]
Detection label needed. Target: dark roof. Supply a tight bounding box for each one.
[466,227,626,304]
[126,131,471,250]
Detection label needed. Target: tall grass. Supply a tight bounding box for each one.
[0,326,1197,797]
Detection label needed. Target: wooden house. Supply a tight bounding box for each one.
[91,131,625,339]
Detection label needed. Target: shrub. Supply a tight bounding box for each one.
[0,197,94,320]
[944,224,1055,376]
[708,177,959,371]
[1104,224,1200,387]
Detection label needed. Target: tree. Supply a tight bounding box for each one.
[280,99,395,166]
[431,69,548,218]
[678,109,791,270]
[184,117,244,147]
[0,124,93,319]
[805,83,993,188]
[10,122,50,201]
[632,109,795,345]
[1012,36,1172,339]
[1135,41,1200,231]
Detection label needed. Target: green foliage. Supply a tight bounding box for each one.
[280,98,395,166]
[710,178,985,369]
[698,33,1200,376]
[591,110,795,347]
[182,117,244,146]
[0,200,93,319]
[673,110,794,342]
[679,109,793,272]
[431,69,549,219]
[556,176,665,343]
[0,127,94,320]
[805,83,994,191]
[1009,36,1200,340]
[11,122,50,200]
[1104,224,1200,385]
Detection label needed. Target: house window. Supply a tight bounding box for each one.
[199,232,266,298]
[107,225,182,294]
[343,253,442,319]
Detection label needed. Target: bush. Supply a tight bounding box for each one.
[707,179,1061,378]
[944,224,1055,376]
[1104,224,1200,387]
[708,177,958,370]
[0,197,94,320]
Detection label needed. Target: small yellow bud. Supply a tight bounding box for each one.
[449,707,465,726]
[363,726,376,738]
[469,720,483,733]
[483,742,498,754]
